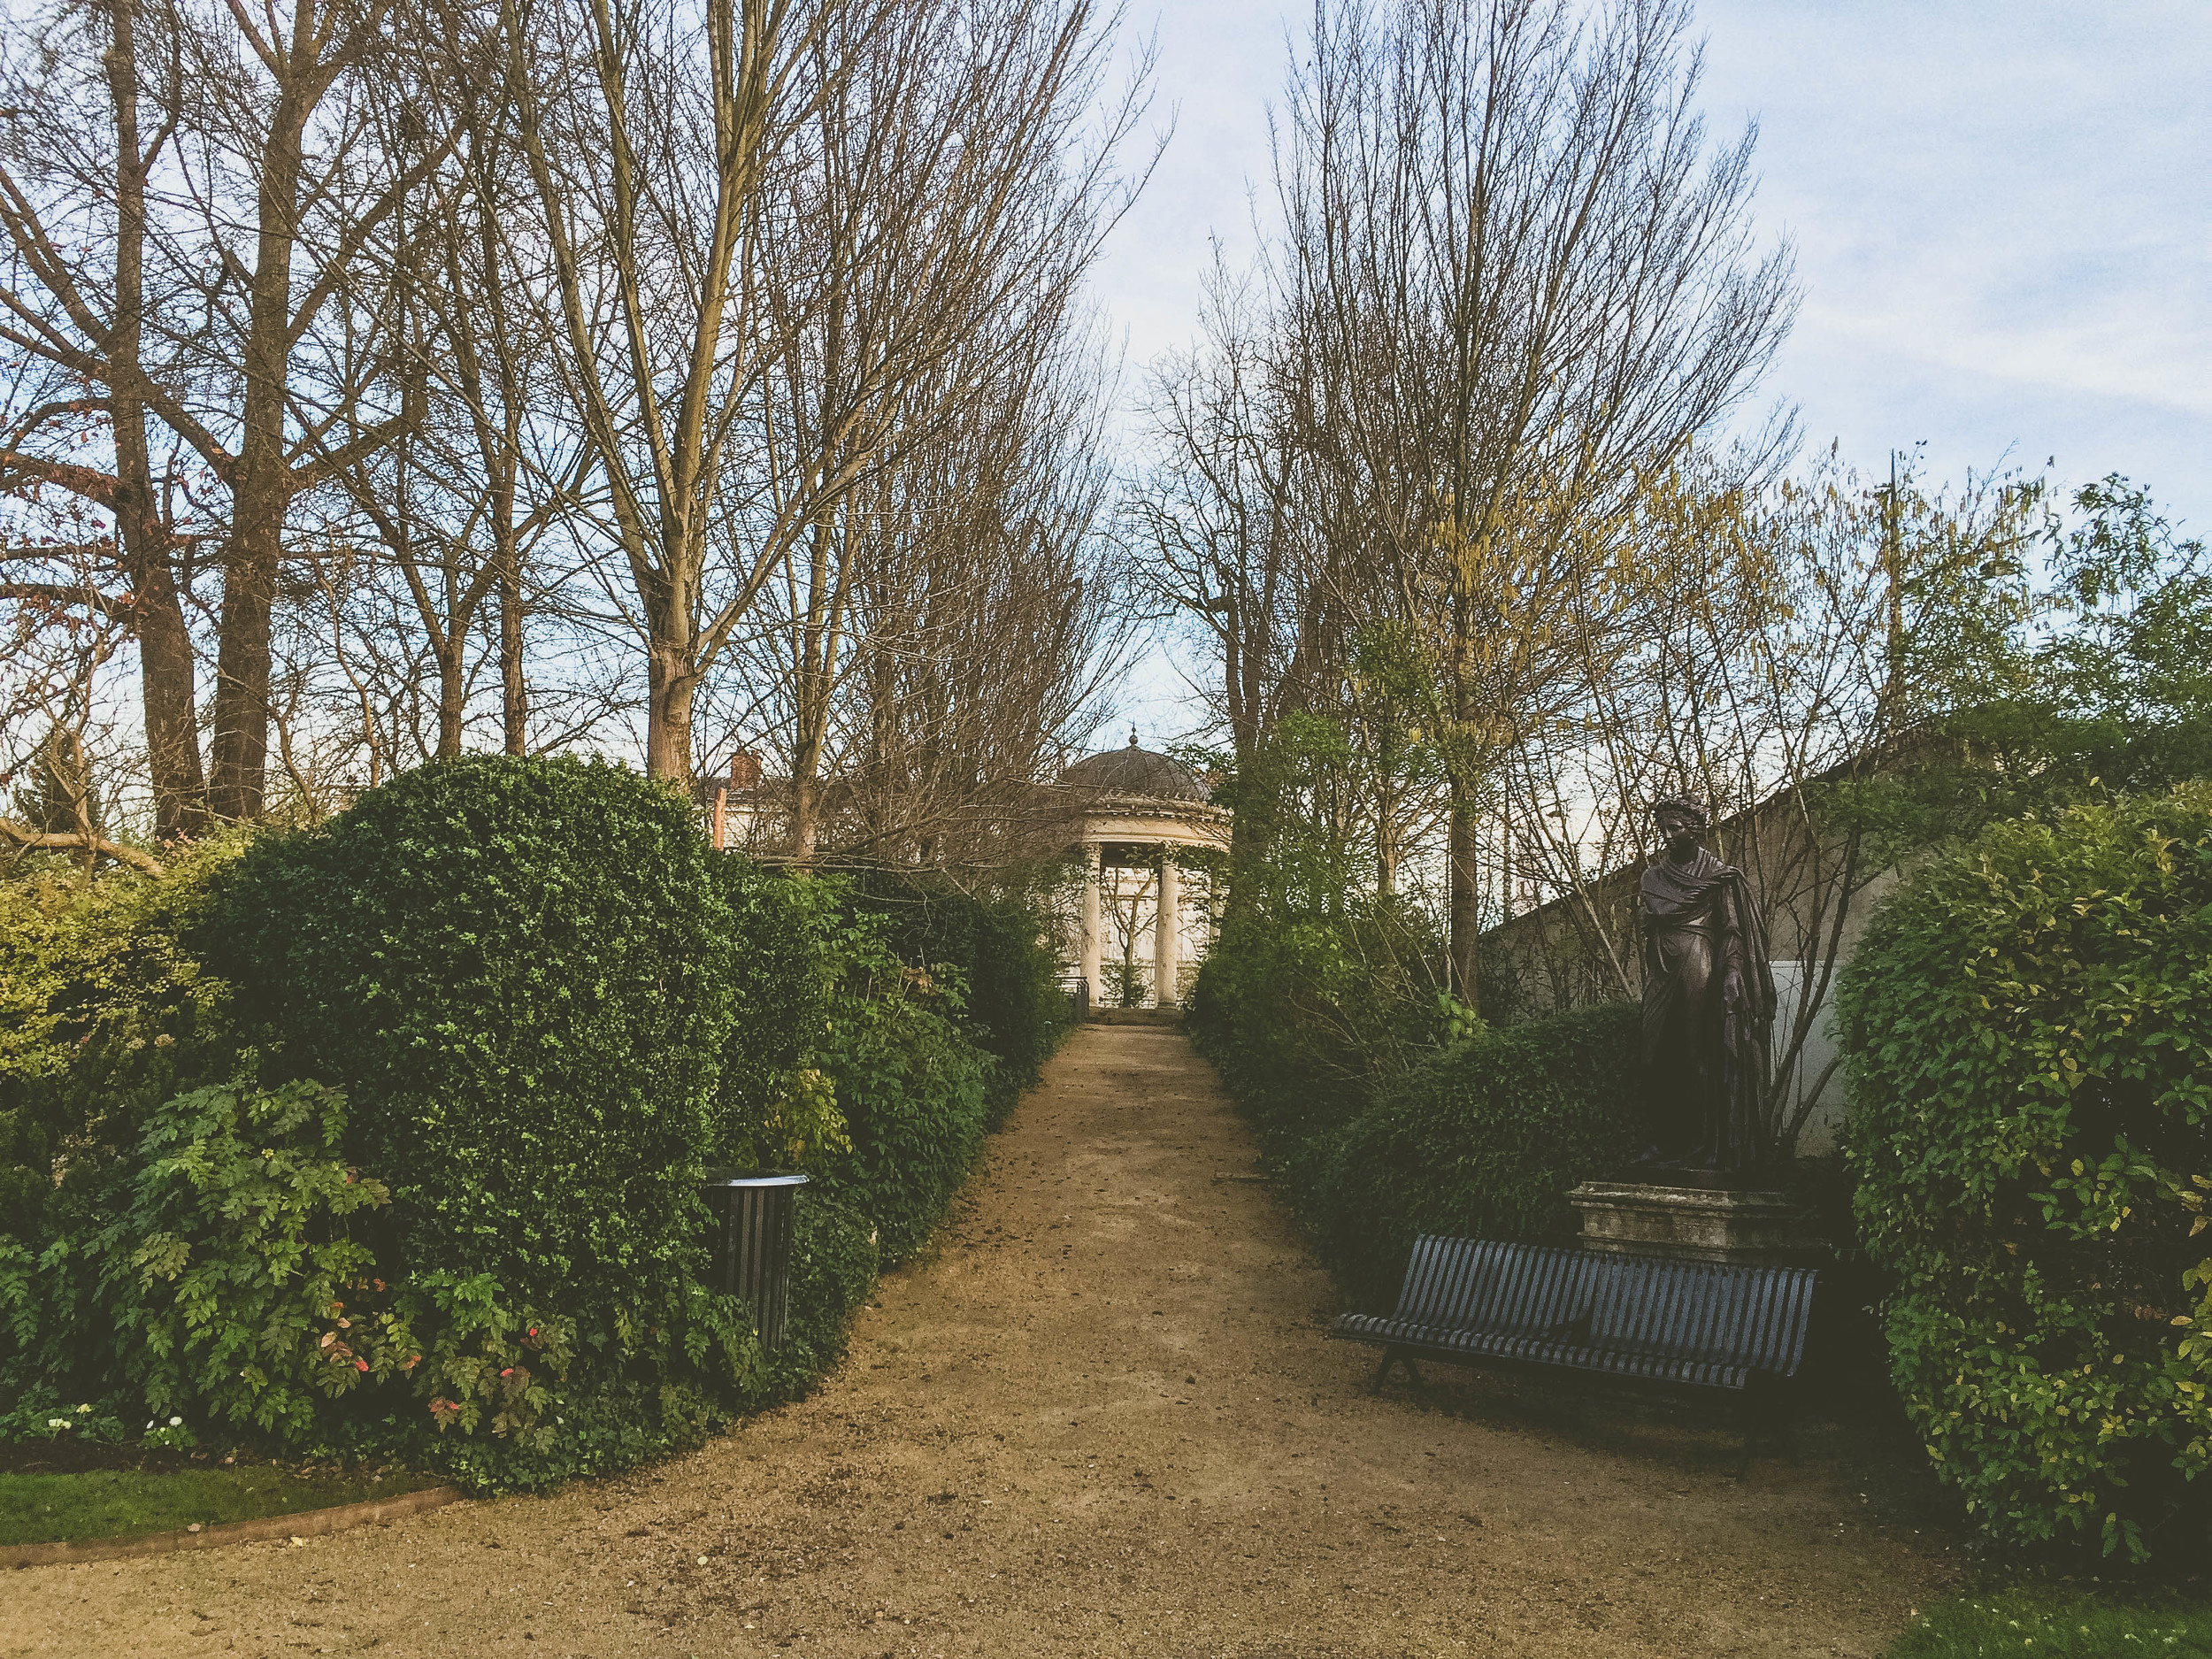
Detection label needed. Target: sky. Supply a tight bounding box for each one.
[1085,0,2212,747]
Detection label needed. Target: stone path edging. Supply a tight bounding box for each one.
[2,1482,463,1570]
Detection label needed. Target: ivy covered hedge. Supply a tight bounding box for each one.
[848,872,1073,1125]
[1840,783,2212,1560]
[0,755,1067,1492]
[1188,909,1638,1304]
[216,756,739,1326]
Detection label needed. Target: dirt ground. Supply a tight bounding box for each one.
[0,1024,1960,1657]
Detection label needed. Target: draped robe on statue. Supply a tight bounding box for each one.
[1637,847,1777,1173]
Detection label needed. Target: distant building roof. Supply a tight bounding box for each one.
[1058,729,1210,803]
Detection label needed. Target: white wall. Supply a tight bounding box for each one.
[1770,961,1850,1157]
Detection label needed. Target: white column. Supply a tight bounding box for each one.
[1078,841,1102,999]
[1155,850,1181,1008]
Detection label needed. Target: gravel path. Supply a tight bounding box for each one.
[0,1023,1955,1657]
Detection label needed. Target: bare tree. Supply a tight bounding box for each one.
[731,307,1132,871]
[0,0,207,836]
[751,0,1146,857]
[496,0,852,784]
[1273,0,1795,1006]
[1123,257,1352,886]
[1493,449,2043,1154]
[503,0,1148,794]
[319,60,589,763]
[0,0,459,821]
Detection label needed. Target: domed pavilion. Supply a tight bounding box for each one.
[1057,730,1233,1010]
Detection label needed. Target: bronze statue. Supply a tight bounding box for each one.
[1636,795,1775,1175]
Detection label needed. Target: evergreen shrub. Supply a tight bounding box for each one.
[1189,908,1635,1305]
[709,857,838,1168]
[1187,909,1448,1222]
[214,755,734,1318]
[0,834,252,1240]
[1840,784,2212,1559]
[849,875,1071,1125]
[2,757,1063,1489]
[0,1076,603,1481]
[1326,1002,1641,1306]
[200,757,765,1486]
[757,1193,880,1394]
[810,911,993,1264]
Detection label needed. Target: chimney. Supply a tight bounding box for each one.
[728,750,761,790]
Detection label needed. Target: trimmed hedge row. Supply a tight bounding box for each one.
[1841,783,2212,1561]
[216,756,735,1326]
[846,872,1073,1125]
[1187,909,1639,1305]
[1326,1003,1641,1306]
[0,755,1066,1492]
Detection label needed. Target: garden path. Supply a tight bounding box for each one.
[0,1024,1956,1657]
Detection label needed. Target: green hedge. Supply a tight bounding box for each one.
[763,1192,883,1389]
[1189,910,1636,1306]
[214,756,733,1321]
[848,874,1071,1125]
[1187,909,1444,1221]
[0,834,252,1241]
[1840,784,2212,1560]
[809,911,995,1265]
[1,757,1068,1492]
[709,858,838,1167]
[1326,1002,1642,1306]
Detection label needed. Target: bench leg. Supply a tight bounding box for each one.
[1733,1386,1760,1479]
[1776,1381,1802,1463]
[1736,1379,1788,1479]
[1370,1348,1427,1396]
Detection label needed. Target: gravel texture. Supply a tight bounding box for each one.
[0,1023,1956,1656]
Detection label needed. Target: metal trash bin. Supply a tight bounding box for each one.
[700,1171,809,1349]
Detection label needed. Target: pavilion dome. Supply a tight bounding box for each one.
[1059,730,1210,803]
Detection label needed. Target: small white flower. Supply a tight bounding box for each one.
[168,1415,183,1427]
[47,1417,66,1430]
[147,1420,157,1430]
[75,1403,92,1414]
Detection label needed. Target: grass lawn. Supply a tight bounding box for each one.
[1886,1588,2212,1657]
[0,1465,440,1547]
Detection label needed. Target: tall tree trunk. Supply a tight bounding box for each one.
[788,518,839,863]
[790,631,828,859]
[434,637,465,757]
[645,638,695,783]
[792,770,818,861]
[104,0,205,840]
[1448,781,1480,1012]
[207,96,309,821]
[1446,575,1480,1009]
[495,459,526,754]
[207,470,282,820]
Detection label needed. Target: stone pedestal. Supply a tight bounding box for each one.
[1567,1180,1824,1265]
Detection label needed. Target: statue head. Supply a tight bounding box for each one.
[1651,794,1709,850]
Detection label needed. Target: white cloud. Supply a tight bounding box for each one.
[1089,0,2212,741]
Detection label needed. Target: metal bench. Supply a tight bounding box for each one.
[1331,1236,1818,1474]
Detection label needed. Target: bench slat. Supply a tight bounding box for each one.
[1340,1234,1818,1395]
